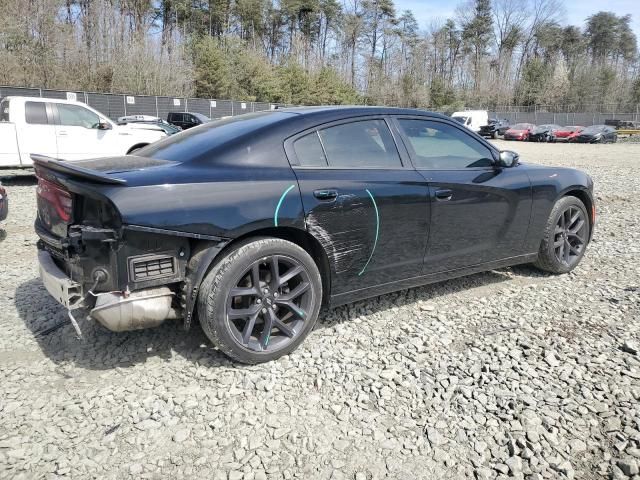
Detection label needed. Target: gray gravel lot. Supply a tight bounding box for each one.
[1,141,639,480]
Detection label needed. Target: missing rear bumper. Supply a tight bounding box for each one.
[38,250,83,308]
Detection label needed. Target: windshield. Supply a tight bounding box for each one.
[138,111,293,162]
[562,126,580,132]
[511,123,530,130]
[581,125,604,134]
[452,116,468,124]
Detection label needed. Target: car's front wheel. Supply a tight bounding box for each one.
[534,196,590,274]
[197,237,322,364]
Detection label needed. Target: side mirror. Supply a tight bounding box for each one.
[498,150,519,168]
[96,121,112,130]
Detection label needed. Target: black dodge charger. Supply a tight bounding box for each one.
[34,107,595,363]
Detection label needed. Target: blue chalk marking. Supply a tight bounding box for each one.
[359,189,379,276]
[274,184,295,227]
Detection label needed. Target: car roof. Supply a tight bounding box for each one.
[276,105,449,121]
[2,96,86,106]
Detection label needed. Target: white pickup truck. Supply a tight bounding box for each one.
[0,96,167,167]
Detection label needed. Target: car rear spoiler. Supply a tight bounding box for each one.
[30,154,127,185]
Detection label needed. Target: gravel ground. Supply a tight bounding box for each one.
[1,142,639,480]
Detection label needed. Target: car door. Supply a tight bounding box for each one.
[17,101,58,165]
[54,103,119,160]
[286,117,430,296]
[393,117,532,273]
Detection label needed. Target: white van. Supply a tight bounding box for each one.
[451,110,489,133]
[0,97,167,167]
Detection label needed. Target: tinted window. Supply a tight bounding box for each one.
[318,119,401,168]
[398,119,495,170]
[192,113,210,122]
[57,104,99,128]
[140,111,293,163]
[169,113,183,122]
[25,102,48,124]
[294,132,327,167]
[0,100,9,122]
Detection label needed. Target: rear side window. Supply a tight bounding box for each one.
[318,119,401,168]
[294,132,327,167]
[397,119,495,170]
[25,101,48,124]
[57,104,100,128]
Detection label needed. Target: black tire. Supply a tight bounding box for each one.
[534,196,590,274]
[491,131,498,139]
[197,237,322,364]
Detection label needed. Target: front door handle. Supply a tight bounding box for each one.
[313,189,338,201]
[435,189,453,201]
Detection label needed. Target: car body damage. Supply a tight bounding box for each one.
[33,107,595,362]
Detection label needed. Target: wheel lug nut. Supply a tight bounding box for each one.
[256,299,262,304]
[262,308,267,314]
[274,292,279,298]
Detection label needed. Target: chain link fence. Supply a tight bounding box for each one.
[0,86,287,121]
[2,85,639,126]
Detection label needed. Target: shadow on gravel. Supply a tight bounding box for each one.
[0,229,6,243]
[15,265,545,370]
[15,278,232,371]
[319,265,546,329]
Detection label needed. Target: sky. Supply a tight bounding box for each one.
[396,0,640,40]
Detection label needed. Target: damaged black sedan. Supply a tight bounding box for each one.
[34,107,595,363]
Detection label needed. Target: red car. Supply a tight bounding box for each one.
[504,123,535,141]
[554,126,584,142]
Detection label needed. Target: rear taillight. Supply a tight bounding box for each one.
[37,177,73,223]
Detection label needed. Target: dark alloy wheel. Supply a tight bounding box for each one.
[534,196,590,274]
[226,254,313,352]
[198,237,322,363]
[553,205,588,267]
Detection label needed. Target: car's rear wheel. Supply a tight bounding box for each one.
[197,237,322,364]
[534,196,590,274]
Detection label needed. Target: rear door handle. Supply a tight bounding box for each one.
[435,189,453,201]
[313,189,338,201]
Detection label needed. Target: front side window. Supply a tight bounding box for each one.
[57,104,100,128]
[397,119,495,170]
[25,101,48,125]
[317,119,401,168]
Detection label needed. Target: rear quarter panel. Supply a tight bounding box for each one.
[97,164,306,239]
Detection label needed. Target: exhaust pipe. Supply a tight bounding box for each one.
[90,287,178,332]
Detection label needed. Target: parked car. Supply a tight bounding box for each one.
[167,111,210,130]
[117,115,182,136]
[34,107,595,363]
[451,110,489,133]
[604,119,640,130]
[0,182,7,222]
[529,124,562,143]
[504,123,536,141]
[0,97,167,167]
[479,118,510,139]
[575,125,618,143]
[554,126,584,142]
